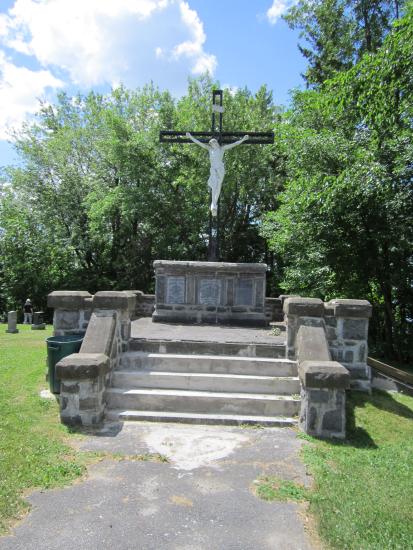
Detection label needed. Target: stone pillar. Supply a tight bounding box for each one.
[56,353,109,426]
[299,359,350,439]
[55,290,136,427]
[325,299,372,391]
[6,311,19,334]
[284,298,325,359]
[47,291,93,336]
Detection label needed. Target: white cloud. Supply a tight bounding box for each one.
[1,0,216,86]
[0,0,216,139]
[266,0,295,24]
[0,51,63,140]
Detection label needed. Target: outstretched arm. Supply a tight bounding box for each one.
[222,135,249,151]
[186,132,210,150]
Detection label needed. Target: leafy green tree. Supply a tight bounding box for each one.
[262,6,413,359]
[284,0,405,86]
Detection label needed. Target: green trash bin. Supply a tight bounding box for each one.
[46,334,84,394]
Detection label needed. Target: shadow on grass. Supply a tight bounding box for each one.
[344,389,413,449]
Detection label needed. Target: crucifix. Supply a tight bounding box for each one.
[160,90,274,261]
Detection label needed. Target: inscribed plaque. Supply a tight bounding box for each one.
[199,279,221,306]
[166,276,185,304]
[235,279,254,306]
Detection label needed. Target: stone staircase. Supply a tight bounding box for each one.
[105,337,300,426]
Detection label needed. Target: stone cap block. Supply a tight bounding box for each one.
[154,260,267,274]
[80,313,115,355]
[279,294,301,306]
[48,291,92,310]
[56,353,109,379]
[327,299,372,318]
[299,360,350,389]
[283,297,324,317]
[93,291,136,312]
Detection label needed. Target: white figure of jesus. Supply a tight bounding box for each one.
[186,132,249,217]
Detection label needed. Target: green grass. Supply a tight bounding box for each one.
[302,391,413,549]
[0,325,88,534]
[255,476,308,502]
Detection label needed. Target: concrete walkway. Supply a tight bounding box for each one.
[0,423,315,550]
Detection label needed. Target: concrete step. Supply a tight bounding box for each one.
[105,409,298,427]
[105,388,300,417]
[111,370,300,395]
[129,338,286,358]
[120,352,297,377]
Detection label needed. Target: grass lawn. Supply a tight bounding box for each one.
[258,391,413,549]
[0,325,87,534]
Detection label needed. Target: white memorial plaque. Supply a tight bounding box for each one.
[166,276,185,304]
[199,279,221,306]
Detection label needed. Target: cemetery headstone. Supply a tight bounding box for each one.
[31,311,46,330]
[6,311,19,333]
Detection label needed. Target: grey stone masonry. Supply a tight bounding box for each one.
[297,325,350,439]
[6,311,18,333]
[264,297,283,322]
[51,290,136,427]
[47,291,93,336]
[133,291,155,319]
[153,261,268,326]
[284,297,372,391]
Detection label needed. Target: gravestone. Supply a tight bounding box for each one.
[6,311,19,333]
[31,311,46,330]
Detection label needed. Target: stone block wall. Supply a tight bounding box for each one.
[264,297,283,322]
[153,260,268,326]
[48,291,93,336]
[284,297,372,391]
[134,291,155,318]
[50,290,136,426]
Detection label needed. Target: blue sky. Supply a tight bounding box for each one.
[0,0,305,167]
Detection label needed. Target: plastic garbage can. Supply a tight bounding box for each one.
[46,334,84,394]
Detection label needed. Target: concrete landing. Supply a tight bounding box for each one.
[131,317,285,345]
[0,423,316,550]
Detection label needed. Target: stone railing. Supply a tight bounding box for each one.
[47,291,136,426]
[284,297,372,391]
[264,297,283,323]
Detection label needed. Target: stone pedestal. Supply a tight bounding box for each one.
[6,311,19,333]
[152,261,268,326]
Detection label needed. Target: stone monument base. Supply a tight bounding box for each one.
[152,261,268,327]
[31,323,46,330]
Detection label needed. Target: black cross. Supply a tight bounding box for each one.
[159,90,274,261]
[160,89,274,145]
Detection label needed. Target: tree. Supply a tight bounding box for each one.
[262,6,413,359]
[284,0,405,86]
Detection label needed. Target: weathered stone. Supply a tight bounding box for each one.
[166,276,185,304]
[322,409,343,432]
[308,389,329,403]
[55,310,80,330]
[328,299,372,318]
[342,319,368,340]
[299,361,350,390]
[344,350,354,362]
[60,414,82,426]
[60,382,80,394]
[6,311,19,333]
[93,291,136,312]
[283,297,324,317]
[48,291,92,310]
[79,397,100,410]
[56,353,109,380]
[80,313,115,355]
[297,325,330,363]
[309,406,317,431]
